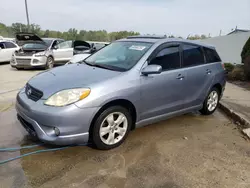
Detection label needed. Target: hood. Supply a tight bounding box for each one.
[69,54,91,63]
[28,63,121,99]
[16,32,46,46]
[73,40,91,48]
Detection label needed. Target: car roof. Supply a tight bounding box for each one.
[118,35,215,49]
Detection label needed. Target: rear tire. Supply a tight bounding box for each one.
[45,56,54,70]
[91,106,132,150]
[200,87,220,115]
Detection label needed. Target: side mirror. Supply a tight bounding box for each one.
[141,64,162,75]
[90,47,96,53]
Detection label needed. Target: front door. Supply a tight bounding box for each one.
[53,41,73,62]
[140,44,186,121]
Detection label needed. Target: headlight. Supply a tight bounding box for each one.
[35,52,46,57]
[44,88,91,107]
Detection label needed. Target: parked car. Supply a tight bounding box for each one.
[68,42,110,64]
[11,33,64,69]
[53,40,91,64]
[16,35,225,150]
[0,40,19,63]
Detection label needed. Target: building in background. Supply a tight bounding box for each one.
[199,29,250,64]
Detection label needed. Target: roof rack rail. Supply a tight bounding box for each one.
[127,35,167,39]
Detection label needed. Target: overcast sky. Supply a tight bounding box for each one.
[1,0,249,37]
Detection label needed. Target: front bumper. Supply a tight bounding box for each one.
[11,55,47,68]
[16,89,100,145]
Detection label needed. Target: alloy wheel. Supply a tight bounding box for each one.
[207,91,218,111]
[99,112,128,145]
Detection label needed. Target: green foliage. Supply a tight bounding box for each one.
[241,37,250,63]
[224,62,235,73]
[243,56,250,80]
[188,34,210,40]
[241,37,250,80]
[0,22,140,42]
[227,66,246,81]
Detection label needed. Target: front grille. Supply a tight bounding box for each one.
[15,52,34,56]
[25,84,43,101]
[16,58,31,65]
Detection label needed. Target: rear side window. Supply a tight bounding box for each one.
[4,42,16,48]
[150,46,180,71]
[204,47,221,63]
[182,44,205,67]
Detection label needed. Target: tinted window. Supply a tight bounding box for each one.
[4,42,16,48]
[204,47,221,63]
[182,44,204,67]
[150,46,180,70]
[0,43,5,49]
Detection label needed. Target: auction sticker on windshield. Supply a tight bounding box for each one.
[129,45,146,51]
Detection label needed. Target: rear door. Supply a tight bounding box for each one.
[180,43,213,108]
[0,42,7,62]
[53,41,73,62]
[3,42,19,61]
[140,43,187,120]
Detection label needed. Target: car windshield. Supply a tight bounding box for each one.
[84,41,152,71]
[42,39,53,46]
[22,43,47,50]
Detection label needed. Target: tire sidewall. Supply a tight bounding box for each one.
[203,87,220,115]
[92,106,132,150]
[45,56,54,69]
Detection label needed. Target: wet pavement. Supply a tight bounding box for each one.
[1,107,250,188]
[1,65,250,188]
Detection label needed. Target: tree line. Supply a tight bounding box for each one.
[0,22,210,41]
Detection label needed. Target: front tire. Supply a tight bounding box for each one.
[91,106,132,150]
[45,56,54,70]
[200,87,220,115]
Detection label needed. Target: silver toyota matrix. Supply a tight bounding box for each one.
[16,35,226,150]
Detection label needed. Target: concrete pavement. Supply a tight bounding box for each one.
[220,82,250,127]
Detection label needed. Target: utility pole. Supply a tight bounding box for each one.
[25,0,30,32]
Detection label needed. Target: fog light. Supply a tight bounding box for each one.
[54,127,60,136]
[33,59,39,63]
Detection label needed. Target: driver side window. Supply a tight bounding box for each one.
[150,46,181,71]
[57,41,72,49]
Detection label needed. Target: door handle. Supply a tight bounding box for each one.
[176,74,184,80]
[206,69,212,74]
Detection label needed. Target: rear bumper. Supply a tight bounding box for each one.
[16,89,100,145]
[11,55,47,68]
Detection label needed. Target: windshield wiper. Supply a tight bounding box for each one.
[82,60,125,71]
[81,60,93,66]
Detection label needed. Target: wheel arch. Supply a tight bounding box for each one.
[212,83,222,98]
[88,99,137,141]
